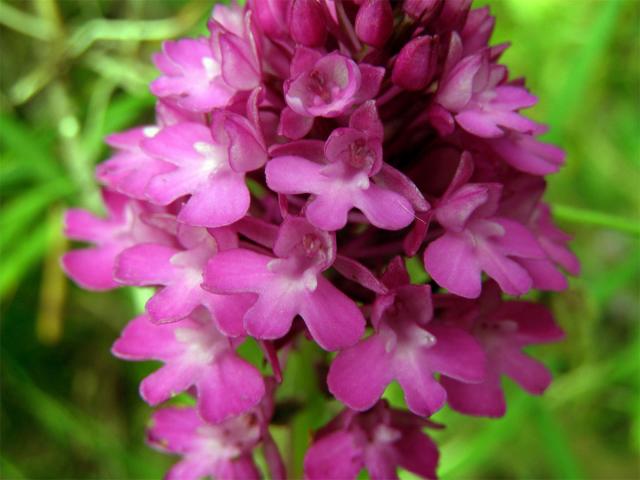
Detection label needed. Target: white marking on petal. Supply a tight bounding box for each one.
[302,270,318,292]
[373,425,402,444]
[174,326,221,365]
[202,56,220,80]
[143,126,160,138]
[193,141,226,175]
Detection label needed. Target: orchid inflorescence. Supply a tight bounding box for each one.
[62,0,579,478]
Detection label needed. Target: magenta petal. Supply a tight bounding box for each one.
[333,254,388,294]
[354,185,415,230]
[111,315,182,360]
[424,232,482,298]
[277,107,314,139]
[520,258,568,291]
[395,428,439,479]
[220,113,267,172]
[476,240,533,296]
[500,349,552,394]
[142,122,211,164]
[114,244,176,285]
[265,155,325,194]
[204,249,273,294]
[426,324,485,382]
[492,218,545,259]
[205,292,254,337]
[217,457,261,480]
[305,196,353,231]
[146,284,201,323]
[148,407,201,452]
[300,276,365,351]
[64,209,113,242]
[140,362,199,405]
[219,34,259,90]
[441,372,506,417]
[455,110,505,138]
[364,445,399,480]
[178,174,250,227]
[435,183,489,231]
[357,64,385,102]
[61,247,119,290]
[166,460,211,480]
[145,168,201,206]
[394,350,447,416]
[243,288,299,340]
[328,334,392,409]
[197,353,265,423]
[505,302,565,344]
[304,431,363,480]
[437,54,482,111]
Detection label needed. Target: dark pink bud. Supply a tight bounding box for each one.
[355,0,394,48]
[392,35,437,91]
[430,0,472,32]
[403,0,440,20]
[250,0,289,38]
[288,0,327,47]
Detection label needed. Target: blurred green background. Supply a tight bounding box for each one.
[0,0,638,478]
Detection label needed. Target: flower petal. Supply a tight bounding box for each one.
[300,276,365,351]
[328,334,393,410]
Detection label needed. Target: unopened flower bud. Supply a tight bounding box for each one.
[355,0,394,48]
[392,35,437,90]
[250,0,289,38]
[403,0,440,20]
[288,0,327,47]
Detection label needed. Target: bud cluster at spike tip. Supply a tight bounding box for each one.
[62,1,579,478]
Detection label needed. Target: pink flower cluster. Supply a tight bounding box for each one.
[62,1,578,478]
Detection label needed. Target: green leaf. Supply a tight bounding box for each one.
[553,204,640,236]
[0,179,75,253]
[545,0,622,139]
[0,114,60,180]
[533,403,584,479]
[0,221,50,298]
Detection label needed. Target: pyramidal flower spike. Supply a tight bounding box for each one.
[62,1,577,478]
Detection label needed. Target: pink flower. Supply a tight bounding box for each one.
[437,281,565,417]
[115,224,253,334]
[279,47,384,138]
[204,216,365,350]
[305,401,440,480]
[328,258,485,416]
[267,102,417,231]
[433,50,539,138]
[151,7,259,112]
[62,2,577,478]
[113,309,264,422]
[423,155,546,298]
[62,190,173,290]
[150,38,235,112]
[141,110,266,227]
[148,407,262,480]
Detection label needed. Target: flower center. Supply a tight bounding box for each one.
[308,69,333,103]
[348,138,373,170]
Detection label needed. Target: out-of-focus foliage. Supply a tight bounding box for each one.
[0,1,638,479]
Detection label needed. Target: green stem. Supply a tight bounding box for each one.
[553,204,640,236]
